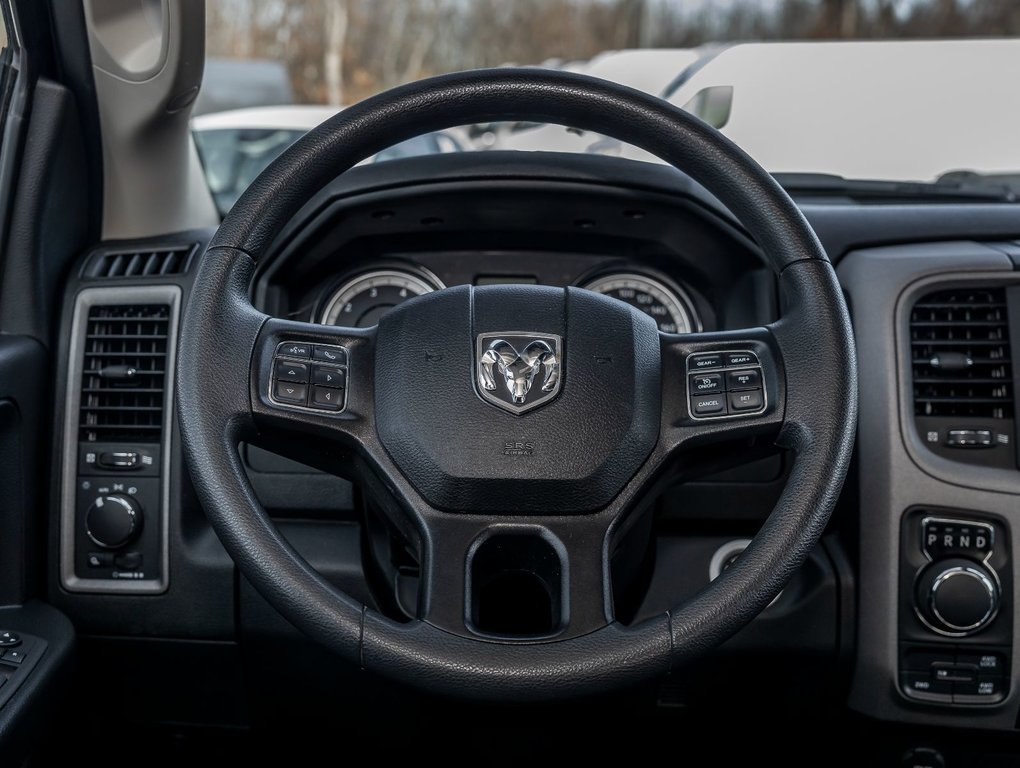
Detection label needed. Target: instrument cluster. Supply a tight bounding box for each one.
[316,262,702,334]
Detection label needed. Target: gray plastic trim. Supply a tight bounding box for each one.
[838,240,1020,730]
[60,285,180,594]
[83,0,217,239]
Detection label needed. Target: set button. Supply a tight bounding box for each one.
[687,351,766,419]
[272,341,348,412]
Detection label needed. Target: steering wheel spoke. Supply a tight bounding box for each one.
[409,510,615,641]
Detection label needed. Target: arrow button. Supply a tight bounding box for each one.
[273,381,307,404]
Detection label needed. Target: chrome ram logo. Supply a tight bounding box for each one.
[476,332,562,415]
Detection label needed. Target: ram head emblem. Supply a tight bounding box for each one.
[476,333,562,414]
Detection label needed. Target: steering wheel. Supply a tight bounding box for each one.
[177,69,856,700]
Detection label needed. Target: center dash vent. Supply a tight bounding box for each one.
[83,244,196,279]
[911,287,1013,419]
[79,305,169,442]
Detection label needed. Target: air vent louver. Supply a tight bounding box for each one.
[84,244,195,278]
[911,287,1013,419]
[79,305,169,442]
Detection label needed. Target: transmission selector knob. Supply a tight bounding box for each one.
[85,493,142,549]
[916,558,999,636]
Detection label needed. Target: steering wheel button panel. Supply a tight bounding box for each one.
[686,350,766,420]
[270,342,349,413]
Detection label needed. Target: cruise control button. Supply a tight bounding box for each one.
[725,352,758,367]
[691,394,726,416]
[312,365,346,388]
[689,373,722,394]
[275,361,309,383]
[689,354,722,370]
[313,345,347,365]
[276,342,311,358]
[312,386,343,410]
[729,390,763,412]
[274,381,307,404]
[726,369,761,391]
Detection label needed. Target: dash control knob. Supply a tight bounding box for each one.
[85,493,142,549]
[916,558,999,636]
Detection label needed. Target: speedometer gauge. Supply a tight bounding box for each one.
[320,268,444,327]
[580,272,700,334]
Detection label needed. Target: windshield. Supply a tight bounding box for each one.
[197,1,1020,212]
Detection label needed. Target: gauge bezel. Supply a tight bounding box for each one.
[318,266,446,326]
[578,270,702,334]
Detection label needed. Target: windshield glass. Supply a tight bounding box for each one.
[198,1,1020,212]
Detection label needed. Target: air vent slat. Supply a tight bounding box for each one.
[79,304,169,442]
[84,244,196,279]
[911,287,1013,419]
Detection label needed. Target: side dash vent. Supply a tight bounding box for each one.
[79,304,169,443]
[83,244,196,279]
[910,285,1016,470]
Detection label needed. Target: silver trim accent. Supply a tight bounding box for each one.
[913,516,1001,638]
[930,565,999,634]
[685,349,767,421]
[60,285,180,594]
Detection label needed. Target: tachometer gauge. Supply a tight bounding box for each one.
[319,268,444,327]
[580,272,700,334]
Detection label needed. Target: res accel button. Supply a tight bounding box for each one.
[726,369,761,391]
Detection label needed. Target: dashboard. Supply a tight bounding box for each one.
[44,151,1020,747]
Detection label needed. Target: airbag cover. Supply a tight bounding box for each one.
[374,285,661,513]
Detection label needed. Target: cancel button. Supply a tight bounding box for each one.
[691,394,727,416]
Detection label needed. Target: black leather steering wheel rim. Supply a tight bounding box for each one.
[177,69,857,700]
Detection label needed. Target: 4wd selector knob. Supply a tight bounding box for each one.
[85,493,142,549]
[916,558,999,636]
